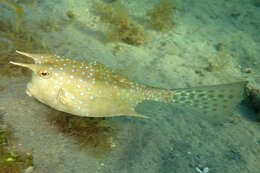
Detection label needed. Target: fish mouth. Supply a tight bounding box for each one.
[26,82,33,97]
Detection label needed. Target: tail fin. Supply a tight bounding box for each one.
[170,81,247,122]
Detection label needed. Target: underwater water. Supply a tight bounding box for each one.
[0,0,260,173]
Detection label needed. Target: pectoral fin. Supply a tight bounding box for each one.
[56,88,70,105]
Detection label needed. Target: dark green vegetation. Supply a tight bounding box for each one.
[253,0,260,7]
[0,110,33,173]
[146,0,176,31]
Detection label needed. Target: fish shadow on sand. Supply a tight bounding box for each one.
[45,109,118,158]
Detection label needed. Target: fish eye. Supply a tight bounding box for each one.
[39,70,51,79]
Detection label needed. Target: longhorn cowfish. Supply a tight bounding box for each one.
[10,51,247,119]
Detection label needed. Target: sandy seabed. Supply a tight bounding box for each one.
[0,0,260,172]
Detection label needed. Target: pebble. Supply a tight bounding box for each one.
[244,68,252,73]
[24,166,34,173]
[196,167,210,173]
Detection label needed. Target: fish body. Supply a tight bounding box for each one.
[10,51,247,119]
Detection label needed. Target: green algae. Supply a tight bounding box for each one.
[0,110,33,173]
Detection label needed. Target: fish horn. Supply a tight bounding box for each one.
[9,61,37,71]
[16,50,34,59]
[16,50,53,64]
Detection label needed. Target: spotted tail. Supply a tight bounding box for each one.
[169,81,247,121]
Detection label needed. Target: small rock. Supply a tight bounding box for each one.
[215,43,224,51]
[24,166,34,173]
[195,69,205,76]
[66,10,75,20]
[196,167,210,173]
[257,139,260,145]
[244,68,252,73]
[246,83,260,113]
[245,81,260,121]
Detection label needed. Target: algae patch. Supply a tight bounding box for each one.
[0,110,33,173]
[146,0,176,32]
[92,0,146,46]
[46,110,117,158]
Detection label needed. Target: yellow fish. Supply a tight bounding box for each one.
[10,50,247,119]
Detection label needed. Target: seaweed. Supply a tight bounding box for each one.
[0,110,33,173]
[39,16,71,32]
[0,1,49,77]
[92,0,146,46]
[146,0,176,32]
[46,110,117,158]
[0,151,33,173]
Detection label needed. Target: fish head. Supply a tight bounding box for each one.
[10,51,68,106]
[10,61,56,99]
